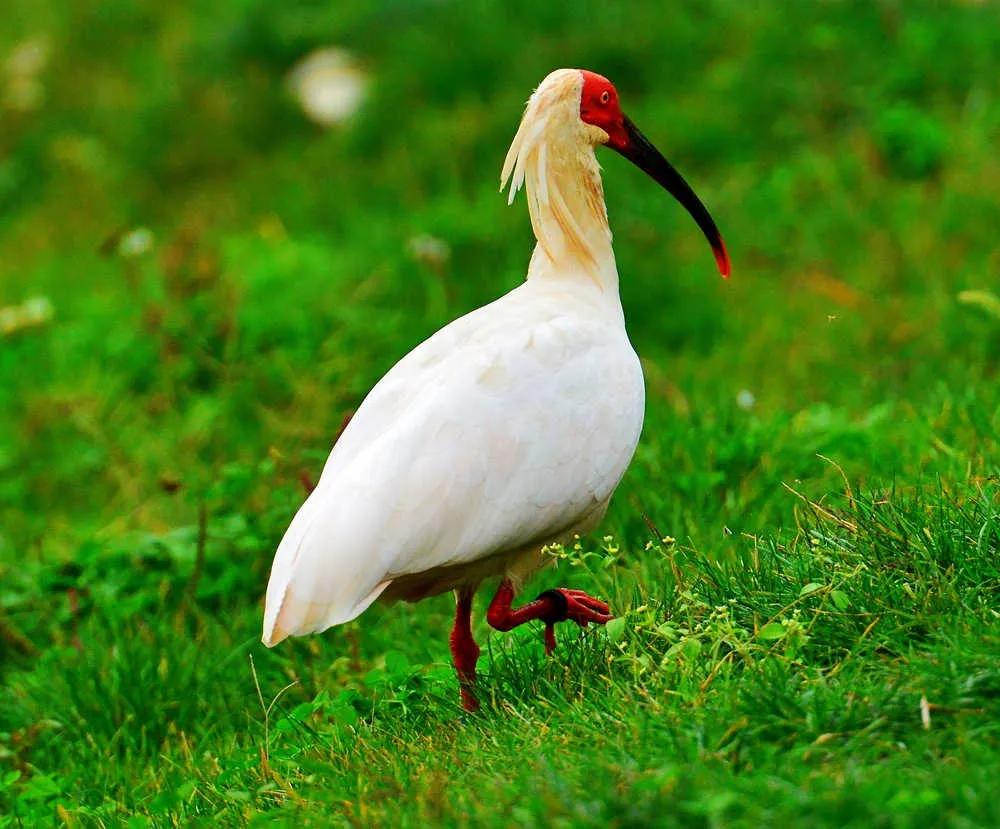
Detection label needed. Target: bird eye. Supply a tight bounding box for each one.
[600,90,610,105]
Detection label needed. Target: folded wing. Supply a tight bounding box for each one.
[262,296,643,646]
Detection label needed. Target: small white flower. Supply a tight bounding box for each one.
[736,389,756,410]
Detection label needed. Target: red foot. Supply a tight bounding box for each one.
[540,587,612,655]
[447,581,613,713]
[487,580,612,655]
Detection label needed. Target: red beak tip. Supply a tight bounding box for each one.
[714,246,731,280]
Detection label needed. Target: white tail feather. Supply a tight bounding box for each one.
[261,490,393,646]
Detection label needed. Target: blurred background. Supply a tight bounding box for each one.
[3,0,998,558]
[1,0,999,819]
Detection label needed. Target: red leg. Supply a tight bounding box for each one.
[486,579,612,656]
[450,586,481,712]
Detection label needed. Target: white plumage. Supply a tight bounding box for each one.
[262,68,727,660]
[263,279,644,644]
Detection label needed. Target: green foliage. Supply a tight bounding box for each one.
[1,0,999,825]
[874,104,947,180]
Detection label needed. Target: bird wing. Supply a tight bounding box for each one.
[262,290,644,645]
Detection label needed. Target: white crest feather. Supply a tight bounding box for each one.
[498,69,610,270]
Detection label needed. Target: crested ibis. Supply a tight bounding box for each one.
[262,68,728,711]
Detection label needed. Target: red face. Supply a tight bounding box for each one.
[576,68,731,278]
[579,70,628,150]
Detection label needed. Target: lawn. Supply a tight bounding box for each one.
[1,1,999,826]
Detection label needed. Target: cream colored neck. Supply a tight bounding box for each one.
[522,142,619,292]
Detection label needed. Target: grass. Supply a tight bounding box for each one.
[2,0,999,825]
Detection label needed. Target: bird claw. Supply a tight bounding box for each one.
[536,588,613,655]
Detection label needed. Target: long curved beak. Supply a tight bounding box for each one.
[610,115,730,278]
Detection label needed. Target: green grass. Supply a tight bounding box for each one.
[2,0,999,825]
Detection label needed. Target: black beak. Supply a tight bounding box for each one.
[610,115,730,278]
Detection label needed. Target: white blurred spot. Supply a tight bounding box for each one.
[118,227,154,257]
[287,49,367,127]
[736,389,756,410]
[0,296,54,337]
[3,37,50,112]
[5,39,49,77]
[407,234,451,270]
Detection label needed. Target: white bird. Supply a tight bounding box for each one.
[262,68,728,711]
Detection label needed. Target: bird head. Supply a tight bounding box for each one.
[502,68,730,279]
